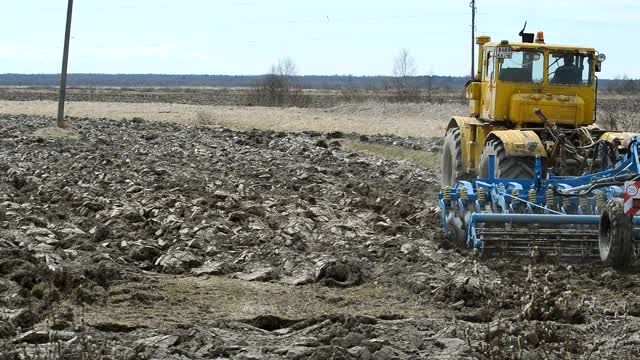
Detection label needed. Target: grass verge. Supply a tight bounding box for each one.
[349,141,440,170]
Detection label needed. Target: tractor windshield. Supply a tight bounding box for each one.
[498,50,544,83]
[549,52,593,85]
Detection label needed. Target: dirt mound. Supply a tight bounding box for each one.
[32,125,81,139]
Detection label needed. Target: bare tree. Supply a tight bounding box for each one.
[393,49,417,78]
[392,49,421,102]
[249,57,309,107]
[274,57,297,78]
[426,66,434,102]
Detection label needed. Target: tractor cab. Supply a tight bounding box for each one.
[466,32,606,128]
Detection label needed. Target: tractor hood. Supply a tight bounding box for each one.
[509,93,585,127]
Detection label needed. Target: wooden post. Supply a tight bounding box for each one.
[470,0,476,79]
[57,0,73,128]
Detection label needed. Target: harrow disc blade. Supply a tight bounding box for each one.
[469,213,640,262]
[477,223,600,261]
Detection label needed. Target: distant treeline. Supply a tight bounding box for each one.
[606,78,640,93]
[0,73,622,89]
[0,73,470,89]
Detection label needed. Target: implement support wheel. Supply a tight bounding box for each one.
[445,212,467,246]
[599,198,633,269]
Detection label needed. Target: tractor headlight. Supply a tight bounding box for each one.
[597,53,606,62]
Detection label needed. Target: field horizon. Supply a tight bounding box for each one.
[0,73,630,90]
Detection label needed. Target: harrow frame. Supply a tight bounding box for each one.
[439,136,640,261]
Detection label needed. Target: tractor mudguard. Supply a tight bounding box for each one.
[600,132,640,149]
[446,116,482,132]
[485,130,546,158]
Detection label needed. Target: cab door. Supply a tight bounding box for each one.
[481,49,496,120]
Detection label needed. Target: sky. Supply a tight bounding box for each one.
[0,0,638,78]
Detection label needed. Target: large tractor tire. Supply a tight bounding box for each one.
[479,138,538,179]
[441,127,468,187]
[599,198,633,269]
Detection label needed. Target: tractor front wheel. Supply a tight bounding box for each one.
[441,127,469,187]
[599,198,633,269]
[479,138,538,179]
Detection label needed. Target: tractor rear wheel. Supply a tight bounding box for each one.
[479,138,538,179]
[441,127,468,187]
[599,198,633,269]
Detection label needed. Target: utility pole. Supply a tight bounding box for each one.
[57,0,73,128]
[470,0,476,79]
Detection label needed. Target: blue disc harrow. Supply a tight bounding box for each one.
[439,137,640,262]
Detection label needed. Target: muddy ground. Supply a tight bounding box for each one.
[1,115,640,359]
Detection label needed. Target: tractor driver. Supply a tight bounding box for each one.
[552,55,582,84]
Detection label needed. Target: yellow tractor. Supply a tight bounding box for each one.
[442,29,635,187]
[439,28,640,265]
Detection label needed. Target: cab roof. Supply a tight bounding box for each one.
[484,41,596,53]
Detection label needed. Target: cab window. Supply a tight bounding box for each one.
[549,52,592,85]
[483,50,495,81]
[498,50,544,83]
